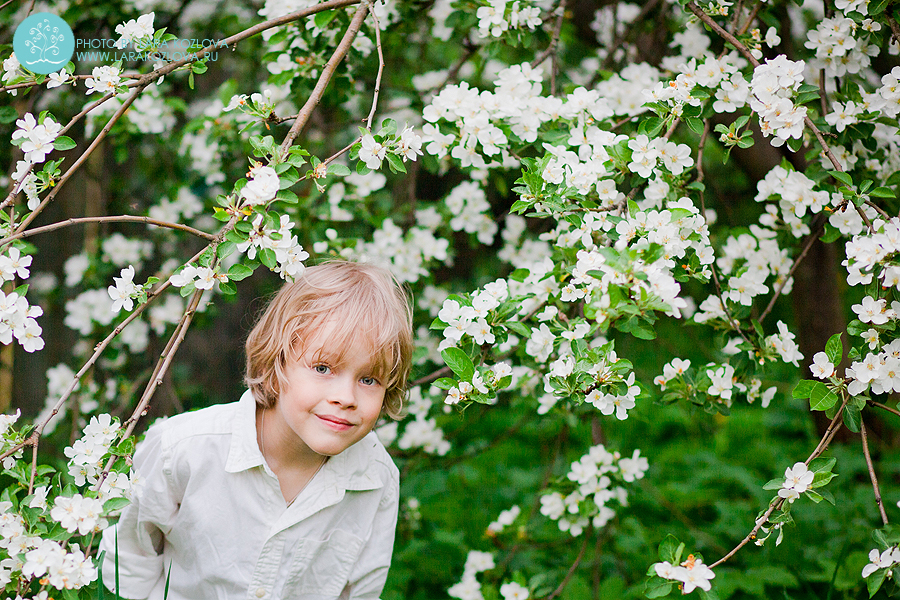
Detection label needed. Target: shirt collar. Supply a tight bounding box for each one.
[225,390,385,491]
[224,390,265,473]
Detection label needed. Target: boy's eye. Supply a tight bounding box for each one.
[314,364,331,375]
[360,376,378,386]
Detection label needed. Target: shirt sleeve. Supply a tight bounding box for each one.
[98,423,181,599]
[343,461,400,600]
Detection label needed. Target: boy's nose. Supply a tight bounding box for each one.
[328,377,358,408]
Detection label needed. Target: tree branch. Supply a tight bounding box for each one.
[759,212,827,324]
[860,419,889,526]
[546,532,590,600]
[0,215,215,249]
[867,399,900,418]
[531,0,568,96]
[279,2,370,159]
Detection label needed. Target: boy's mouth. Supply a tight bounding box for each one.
[316,414,354,430]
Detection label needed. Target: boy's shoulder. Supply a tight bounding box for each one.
[149,400,240,447]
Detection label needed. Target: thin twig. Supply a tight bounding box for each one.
[886,13,900,46]
[546,533,590,600]
[737,1,764,36]
[365,7,385,131]
[696,119,710,183]
[0,215,214,248]
[710,395,847,568]
[531,0,568,71]
[860,419,889,526]
[95,286,206,488]
[280,2,370,159]
[759,213,826,323]
[867,399,900,418]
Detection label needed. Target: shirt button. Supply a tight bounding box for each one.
[255,588,266,598]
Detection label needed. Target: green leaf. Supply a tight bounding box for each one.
[808,381,839,411]
[259,248,277,269]
[685,117,705,135]
[762,477,784,490]
[809,457,836,473]
[843,403,861,432]
[227,263,254,281]
[811,470,838,488]
[103,497,131,512]
[53,136,77,151]
[441,347,475,381]
[113,437,135,456]
[432,377,457,390]
[218,280,237,295]
[829,170,853,187]
[791,379,816,400]
[658,534,682,563]
[869,0,891,14]
[0,106,17,124]
[386,153,407,174]
[644,578,673,599]
[825,333,843,365]
[818,488,836,505]
[870,186,895,199]
[867,567,887,597]
[216,241,236,260]
[329,163,351,177]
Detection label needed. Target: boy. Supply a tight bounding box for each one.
[99,261,413,600]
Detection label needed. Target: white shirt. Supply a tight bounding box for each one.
[99,391,399,600]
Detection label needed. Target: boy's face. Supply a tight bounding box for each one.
[271,321,386,461]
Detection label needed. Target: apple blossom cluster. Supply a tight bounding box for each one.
[755,164,831,238]
[539,444,648,537]
[652,554,716,595]
[423,63,610,168]
[748,56,807,146]
[353,217,450,284]
[357,127,423,171]
[85,85,177,136]
[241,164,280,206]
[646,52,748,116]
[775,461,814,504]
[107,266,141,313]
[862,546,900,580]
[0,288,44,353]
[447,550,496,600]
[0,411,24,469]
[486,504,520,534]
[805,15,879,78]
[235,213,310,280]
[444,181,497,245]
[841,335,900,397]
[114,12,156,49]
[475,0,544,39]
[562,198,713,319]
[17,537,97,591]
[9,113,63,210]
[442,361,514,407]
[656,357,778,409]
[394,386,451,456]
[843,217,900,291]
[0,412,135,595]
[63,414,131,492]
[85,65,123,96]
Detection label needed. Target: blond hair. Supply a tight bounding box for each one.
[244,261,412,419]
